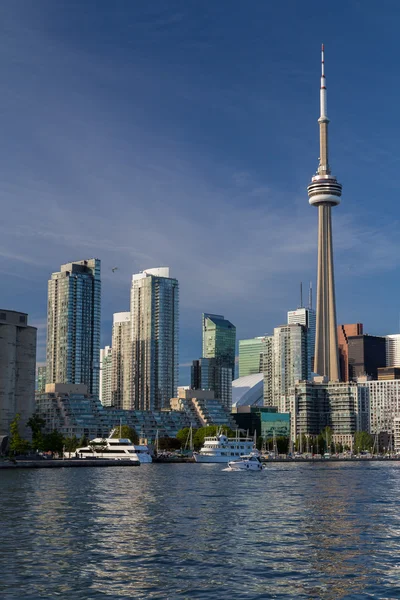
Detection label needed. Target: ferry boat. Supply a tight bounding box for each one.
[194,433,255,463]
[75,435,144,462]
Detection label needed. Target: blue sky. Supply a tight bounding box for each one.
[2,1,400,383]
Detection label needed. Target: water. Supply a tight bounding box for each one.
[1,462,400,599]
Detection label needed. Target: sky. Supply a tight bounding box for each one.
[1,0,400,384]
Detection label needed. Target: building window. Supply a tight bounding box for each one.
[0,312,6,320]
[19,315,26,324]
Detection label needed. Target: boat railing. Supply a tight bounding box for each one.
[203,436,254,442]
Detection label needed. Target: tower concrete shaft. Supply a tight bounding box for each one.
[307,45,342,381]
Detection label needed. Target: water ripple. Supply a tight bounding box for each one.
[1,463,400,598]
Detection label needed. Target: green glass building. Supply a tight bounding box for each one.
[238,337,264,378]
[202,313,236,378]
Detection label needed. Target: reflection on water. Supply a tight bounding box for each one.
[1,463,400,599]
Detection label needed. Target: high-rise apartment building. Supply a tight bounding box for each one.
[386,334,400,367]
[99,346,113,407]
[131,267,179,411]
[261,336,273,406]
[307,46,342,381]
[0,310,37,438]
[338,323,363,381]
[358,379,400,438]
[46,259,101,396]
[111,312,131,409]
[264,324,308,412]
[238,337,264,378]
[37,366,47,394]
[202,313,236,378]
[191,358,232,411]
[287,307,316,377]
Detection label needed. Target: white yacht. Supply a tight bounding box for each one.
[75,436,141,462]
[226,454,263,471]
[194,433,255,463]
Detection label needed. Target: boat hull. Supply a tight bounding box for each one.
[227,461,263,471]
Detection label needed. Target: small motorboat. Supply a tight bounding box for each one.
[225,454,263,471]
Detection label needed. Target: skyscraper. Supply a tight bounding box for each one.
[238,337,264,378]
[307,45,342,381]
[287,307,316,378]
[386,334,400,367]
[338,324,364,381]
[46,259,101,395]
[131,267,179,411]
[111,312,131,409]
[191,358,232,410]
[272,324,308,412]
[99,346,112,406]
[0,310,37,438]
[37,366,47,394]
[202,313,236,377]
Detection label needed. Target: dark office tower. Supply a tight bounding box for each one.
[347,335,386,381]
[202,313,236,377]
[191,358,232,411]
[46,259,101,396]
[337,323,364,381]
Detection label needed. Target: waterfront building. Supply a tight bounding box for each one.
[338,324,364,381]
[238,337,264,378]
[202,313,236,378]
[263,324,308,412]
[99,346,113,407]
[357,379,400,439]
[191,358,232,411]
[131,268,179,411]
[232,373,264,408]
[36,384,237,442]
[386,334,400,367]
[111,312,131,409]
[393,417,400,453]
[347,335,386,381]
[0,310,37,438]
[378,367,400,381]
[288,380,367,447]
[37,366,47,394]
[170,388,237,429]
[307,46,342,381]
[287,307,316,377]
[231,406,289,439]
[46,259,101,395]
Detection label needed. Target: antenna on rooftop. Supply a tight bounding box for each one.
[300,282,303,308]
[309,281,313,310]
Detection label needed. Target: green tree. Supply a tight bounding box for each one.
[9,414,31,456]
[354,431,374,452]
[111,425,139,444]
[157,437,181,451]
[42,430,64,454]
[27,413,45,451]
[176,427,193,448]
[64,435,80,457]
[193,425,236,450]
[79,435,88,447]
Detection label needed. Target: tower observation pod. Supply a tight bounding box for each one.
[307,45,341,381]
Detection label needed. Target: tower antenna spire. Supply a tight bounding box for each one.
[307,45,342,381]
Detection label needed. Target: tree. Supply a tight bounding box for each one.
[79,435,88,447]
[64,435,80,457]
[27,413,45,451]
[193,425,236,450]
[111,425,139,444]
[354,431,374,452]
[176,427,193,448]
[9,414,31,456]
[42,430,64,454]
[157,437,181,451]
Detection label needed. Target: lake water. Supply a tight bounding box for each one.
[1,462,400,599]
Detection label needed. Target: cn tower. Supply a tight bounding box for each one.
[307,45,341,381]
